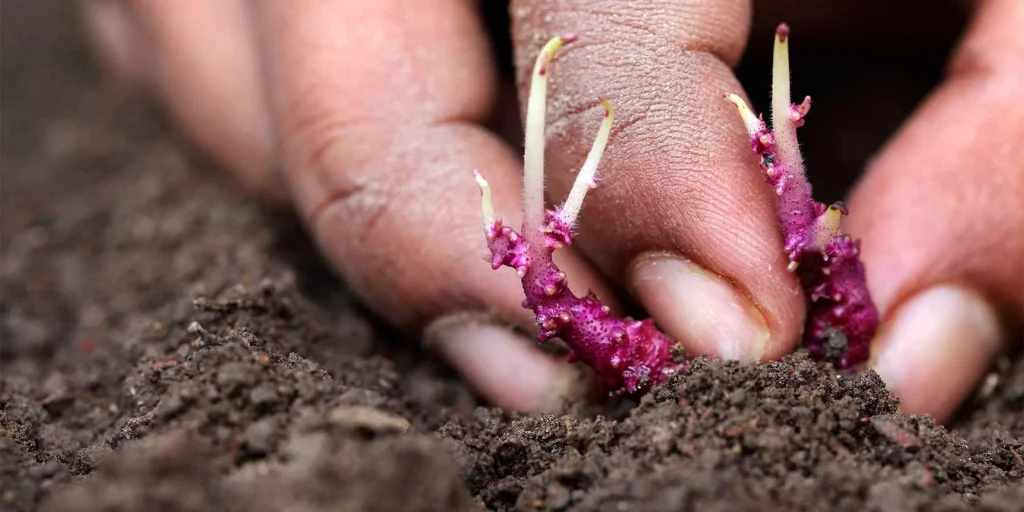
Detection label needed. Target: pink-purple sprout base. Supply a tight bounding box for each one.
[480,205,685,394]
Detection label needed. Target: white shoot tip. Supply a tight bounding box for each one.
[776,23,790,44]
[725,93,763,135]
[535,35,577,76]
[472,168,487,188]
[473,169,496,227]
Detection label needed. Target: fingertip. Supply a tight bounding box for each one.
[628,252,772,363]
[426,313,585,413]
[870,284,1004,422]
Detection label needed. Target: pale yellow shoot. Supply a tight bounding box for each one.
[814,204,844,251]
[724,93,763,137]
[523,34,577,239]
[558,98,614,227]
[472,169,496,230]
[771,24,805,177]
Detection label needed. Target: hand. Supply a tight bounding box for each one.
[84,0,1022,421]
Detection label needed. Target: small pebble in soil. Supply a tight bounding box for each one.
[243,419,278,457]
[216,362,257,394]
[248,384,280,410]
[328,406,410,435]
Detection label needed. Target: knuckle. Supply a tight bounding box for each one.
[278,98,400,246]
[278,90,365,176]
[513,0,750,68]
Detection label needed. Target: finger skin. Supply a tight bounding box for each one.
[849,0,1024,418]
[850,0,1024,326]
[127,0,282,199]
[254,0,615,407]
[511,0,807,360]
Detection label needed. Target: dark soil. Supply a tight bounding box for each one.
[2,3,1021,511]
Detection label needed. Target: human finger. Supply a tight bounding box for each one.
[848,0,1024,421]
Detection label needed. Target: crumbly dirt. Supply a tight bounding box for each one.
[2,3,1021,512]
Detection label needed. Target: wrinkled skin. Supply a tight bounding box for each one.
[84,0,1022,421]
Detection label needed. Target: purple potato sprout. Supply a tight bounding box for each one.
[473,34,686,394]
[725,23,879,367]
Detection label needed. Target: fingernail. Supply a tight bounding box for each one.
[426,313,580,413]
[870,285,1002,421]
[630,254,769,362]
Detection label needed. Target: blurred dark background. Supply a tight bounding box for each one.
[3,0,968,210]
